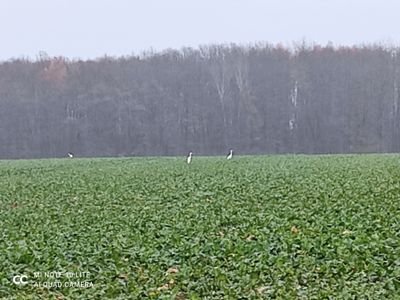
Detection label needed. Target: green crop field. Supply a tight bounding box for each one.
[1,155,400,299]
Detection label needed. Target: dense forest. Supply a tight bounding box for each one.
[0,42,399,159]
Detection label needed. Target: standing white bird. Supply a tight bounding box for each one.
[186,152,193,164]
[67,152,74,158]
[226,149,233,160]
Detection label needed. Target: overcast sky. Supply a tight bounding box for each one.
[1,0,399,61]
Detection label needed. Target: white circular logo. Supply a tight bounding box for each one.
[12,275,28,285]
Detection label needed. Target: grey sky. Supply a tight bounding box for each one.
[1,0,399,61]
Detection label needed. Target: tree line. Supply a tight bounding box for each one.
[0,42,399,159]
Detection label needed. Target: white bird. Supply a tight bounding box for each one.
[186,152,193,164]
[226,149,233,160]
[67,152,74,158]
